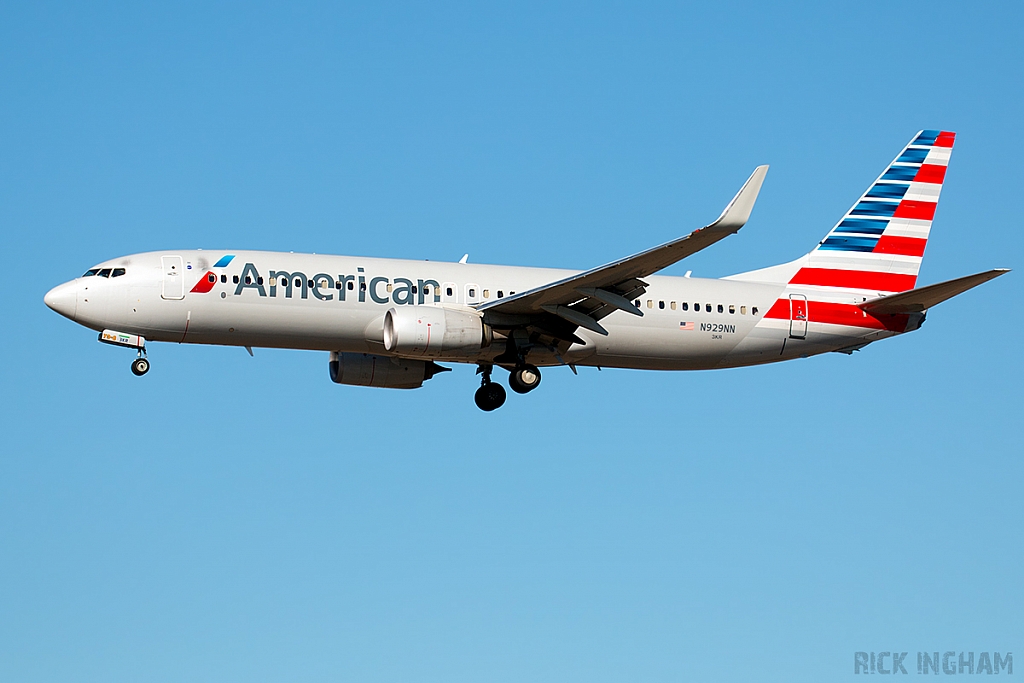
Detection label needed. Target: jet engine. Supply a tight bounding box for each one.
[328,351,448,389]
[383,306,491,357]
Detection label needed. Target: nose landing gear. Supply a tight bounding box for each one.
[131,356,150,376]
[474,365,507,411]
[98,330,150,376]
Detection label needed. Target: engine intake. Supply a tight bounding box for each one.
[383,306,491,357]
[328,352,447,389]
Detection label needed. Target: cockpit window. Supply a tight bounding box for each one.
[111,268,126,277]
[97,268,112,278]
[83,269,100,277]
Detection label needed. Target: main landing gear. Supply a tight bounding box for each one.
[474,363,543,411]
[509,364,541,394]
[474,365,506,412]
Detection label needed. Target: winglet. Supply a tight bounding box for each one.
[708,165,769,231]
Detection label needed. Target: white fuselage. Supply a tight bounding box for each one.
[45,249,902,371]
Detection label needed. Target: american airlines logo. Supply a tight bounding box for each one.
[192,260,444,306]
[854,651,1012,675]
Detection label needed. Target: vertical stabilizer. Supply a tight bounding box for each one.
[800,129,954,293]
[729,130,955,295]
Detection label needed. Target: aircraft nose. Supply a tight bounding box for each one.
[44,280,78,320]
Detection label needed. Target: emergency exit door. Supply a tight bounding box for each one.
[161,255,184,300]
[789,294,808,339]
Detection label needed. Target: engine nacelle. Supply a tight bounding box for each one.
[383,306,491,357]
[328,352,446,389]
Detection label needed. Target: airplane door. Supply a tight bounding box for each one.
[789,294,808,339]
[161,255,185,300]
[441,282,458,304]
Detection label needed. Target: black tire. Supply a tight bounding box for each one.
[131,358,150,376]
[509,364,541,394]
[474,382,507,411]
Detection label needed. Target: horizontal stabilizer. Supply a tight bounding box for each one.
[859,268,1009,315]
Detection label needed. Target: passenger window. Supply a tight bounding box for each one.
[682,302,689,311]
[423,286,429,295]
[647,300,653,309]
[740,306,746,315]
[82,269,100,277]
[498,290,504,298]
[360,282,366,291]
[335,281,341,289]
[752,307,759,315]
[348,281,355,290]
[717,304,723,313]
[446,287,453,296]
[670,302,677,310]
[412,286,417,294]
[386,283,393,293]
[208,273,216,283]
[728,305,735,314]
[295,279,302,287]
[220,274,227,283]
[98,268,112,277]
[112,268,126,277]
[233,275,239,284]
[706,304,712,313]
[635,300,641,307]
[483,289,489,298]
[308,280,314,288]
[245,276,252,285]
[658,300,665,309]
[694,303,700,311]
[468,288,475,297]
[510,291,515,295]
[258,277,264,285]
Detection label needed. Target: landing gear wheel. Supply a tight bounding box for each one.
[509,364,542,394]
[131,357,150,376]
[474,382,507,411]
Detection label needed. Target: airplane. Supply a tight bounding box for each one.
[45,130,1008,411]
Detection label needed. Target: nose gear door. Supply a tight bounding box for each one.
[161,255,184,300]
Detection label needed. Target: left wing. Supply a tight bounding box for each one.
[478,165,768,337]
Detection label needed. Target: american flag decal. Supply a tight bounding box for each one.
[679,321,694,331]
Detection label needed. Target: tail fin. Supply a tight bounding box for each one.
[802,129,954,292]
[729,130,955,293]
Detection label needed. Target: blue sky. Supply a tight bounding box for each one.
[1,2,1021,681]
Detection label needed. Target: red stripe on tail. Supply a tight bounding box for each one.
[765,299,910,332]
[893,200,937,221]
[790,268,917,292]
[873,235,927,257]
[914,164,947,184]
